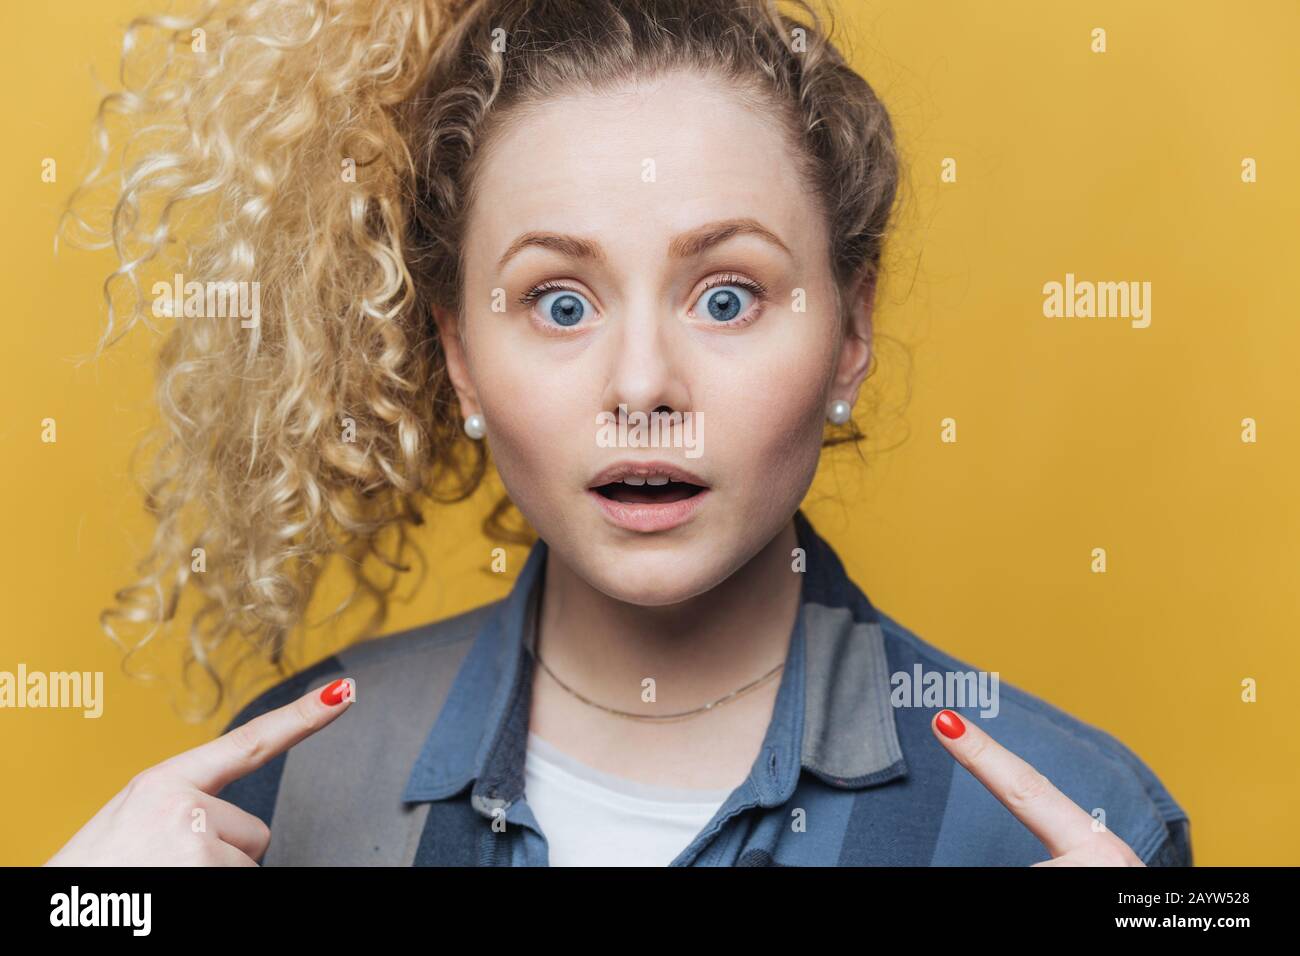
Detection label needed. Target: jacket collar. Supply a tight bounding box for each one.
[401,509,908,812]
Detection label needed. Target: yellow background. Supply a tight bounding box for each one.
[2,0,1296,865]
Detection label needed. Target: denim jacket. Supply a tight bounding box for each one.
[217,509,1192,866]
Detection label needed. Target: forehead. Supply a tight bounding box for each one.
[465,70,823,268]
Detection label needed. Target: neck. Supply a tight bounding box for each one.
[535,518,802,713]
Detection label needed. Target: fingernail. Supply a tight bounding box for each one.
[320,678,352,706]
[936,709,965,739]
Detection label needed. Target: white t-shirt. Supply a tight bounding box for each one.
[523,731,734,866]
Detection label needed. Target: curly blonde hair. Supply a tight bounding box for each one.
[60,0,899,718]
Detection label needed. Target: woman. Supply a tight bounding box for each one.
[48,0,1190,866]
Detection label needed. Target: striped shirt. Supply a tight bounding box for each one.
[216,509,1192,866]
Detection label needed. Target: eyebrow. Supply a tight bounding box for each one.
[495,217,792,270]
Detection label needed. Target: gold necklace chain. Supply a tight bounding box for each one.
[526,640,785,723]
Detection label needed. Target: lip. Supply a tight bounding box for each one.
[587,458,710,533]
[587,487,710,532]
[586,459,710,489]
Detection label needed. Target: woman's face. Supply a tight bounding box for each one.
[437,70,872,605]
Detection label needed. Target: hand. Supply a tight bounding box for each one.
[45,677,355,866]
[930,708,1145,867]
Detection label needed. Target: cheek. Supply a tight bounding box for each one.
[705,324,835,480]
[466,330,586,506]
[729,365,827,495]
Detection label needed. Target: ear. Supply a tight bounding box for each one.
[431,304,482,419]
[832,265,877,403]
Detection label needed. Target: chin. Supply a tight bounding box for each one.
[576,545,733,608]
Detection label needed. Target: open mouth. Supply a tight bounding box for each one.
[587,462,710,532]
[592,477,707,505]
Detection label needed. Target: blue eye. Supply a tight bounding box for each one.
[537,289,590,327]
[695,284,755,323]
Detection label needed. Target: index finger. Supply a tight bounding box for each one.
[930,709,1098,858]
[159,677,355,795]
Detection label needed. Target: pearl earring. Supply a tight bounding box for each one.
[827,399,852,424]
[463,413,486,440]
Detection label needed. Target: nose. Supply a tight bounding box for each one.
[599,301,691,422]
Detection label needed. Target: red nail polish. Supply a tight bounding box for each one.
[936,709,965,739]
[320,678,351,706]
